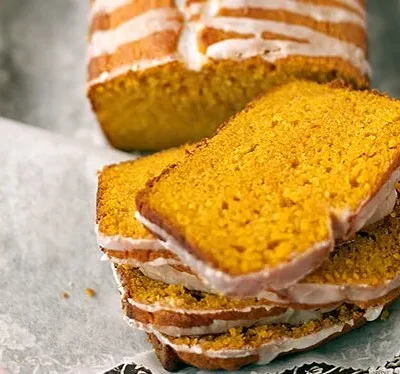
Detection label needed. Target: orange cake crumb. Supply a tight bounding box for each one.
[118,266,273,311]
[137,81,400,279]
[85,288,96,298]
[61,292,70,299]
[97,145,194,239]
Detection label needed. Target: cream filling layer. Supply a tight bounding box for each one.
[124,307,337,337]
[131,306,382,362]
[136,173,399,295]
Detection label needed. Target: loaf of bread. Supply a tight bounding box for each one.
[87,0,368,150]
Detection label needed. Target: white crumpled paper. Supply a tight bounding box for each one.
[1,117,400,374]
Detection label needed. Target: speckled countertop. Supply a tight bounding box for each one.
[0,0,399,136]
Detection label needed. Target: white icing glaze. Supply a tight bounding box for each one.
[88,56,177,87]
[89,0,130,19]
[140,263,213,292]
[364,305,384,322]
[335,0,366,16]
[127,296,276,315]
[177,21,207,71]
[136,211,333,294]
[134,256,400,306]
[205,17,369,75]
[274,271,400,305]
[89,8,181,58]
[136,167,400,296]
[220,0,365,27]
[174,0,186,14]
[364,189,397,227]
[95,224,165,251]
[125,312,291,337]
[335,168,400,238]
[105,253,181,267]
[124,307,336,337]
[111,263,125,297]
[142,306,380,362]
[88,0,368,82]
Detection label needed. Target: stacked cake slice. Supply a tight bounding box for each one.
[96,81,400,371]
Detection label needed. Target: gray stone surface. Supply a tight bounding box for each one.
[0,0,97,136]
[0,1,399,134]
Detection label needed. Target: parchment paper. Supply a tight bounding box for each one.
[0,117,399,374]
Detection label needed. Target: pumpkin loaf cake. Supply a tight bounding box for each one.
[136,80,400,295]
[115,265,346,337]
[88,0,368,151]
[119,198,400,307]
[146,303,388,371]
[97,142,400,307]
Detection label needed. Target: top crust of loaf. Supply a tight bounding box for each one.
[88,0,368,85]
[137,81,400,292]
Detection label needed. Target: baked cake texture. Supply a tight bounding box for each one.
[88,0,368,150]
[96,145,194,252]
[146,304,378,371]
[116,265,343,337]
[119,199,400,307]
[112,264,392,371]
[97,141,400,307]
[136,80,400,295]
[96,137,400,370]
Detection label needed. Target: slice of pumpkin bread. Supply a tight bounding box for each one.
[96,144,195,252]
[147,303,386,371]
[136,80,400,295]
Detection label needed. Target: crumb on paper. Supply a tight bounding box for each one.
[85,288,96,298]
[61,292,70,299]
[381,310,390,320]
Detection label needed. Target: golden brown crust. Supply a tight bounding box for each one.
[148,333,187,372]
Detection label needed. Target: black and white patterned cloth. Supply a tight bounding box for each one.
[105,356,400,374]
